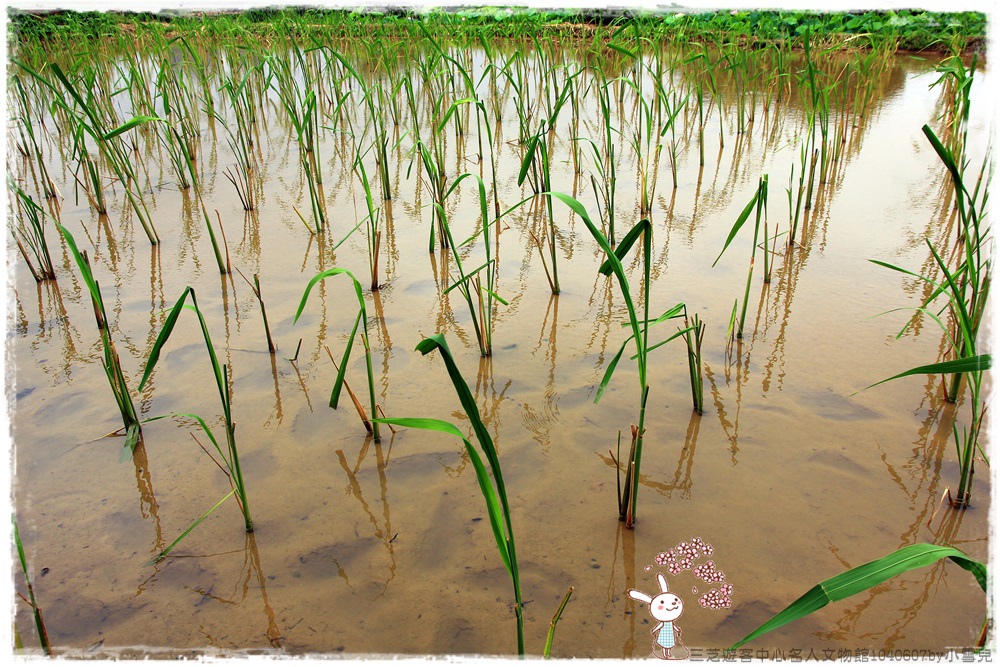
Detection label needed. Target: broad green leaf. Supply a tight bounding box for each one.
[713,189,761,267]
[54,222,100,308]
[595,338,631,403]
[139,286,194,392]
[730,543,987,649]
[373,417,465,439]
[463,440,513,576]
[861,355,990,393]
[598,219,649,276]
[517,133,539,186]
[330,312,362,409]
[101,115,164,141]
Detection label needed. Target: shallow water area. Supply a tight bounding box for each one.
[7,34,992,658]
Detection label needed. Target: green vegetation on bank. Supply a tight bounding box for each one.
[8,6,987,53]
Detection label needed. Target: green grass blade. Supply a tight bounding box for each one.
[922,124,963,188]
[730,544,986,649]
[142,412,225,463]
[54,222,100,300]
[608,43,637,60]
[861,354,991,393]
[374,416,464,438]
[598,219,649,276]
[330,312,362,409]
[13,516,50,655]
[371,416,514,576]
[544,587,574,659]
[101,115,164,141]
[294,267,367,324]
[713,189,761,267]
[146,489,237,566]
[485,288,509,306]
[517,134,540,187]
[463,440,513,576]
[595,338,631,403]
[868,259,945,291]
[139,286,193,391]
[546,191,642,350]
[413,335,500,472]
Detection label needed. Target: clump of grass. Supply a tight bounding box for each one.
[215,68,259,211]
[682,311,706,414]
[269,45,326,232]
[438,172,522,356]
[546,192,693,527]
[139,286,253,536]
[9,179,56,282]
[14,59,162,245]
[867,122,991,508]
[712,175,769,340]
[294,267,381,441]
[56,221,143,455]
[352,149,384,292]
[10,75,58,200]
[518,128,560,294]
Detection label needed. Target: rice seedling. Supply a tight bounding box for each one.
[588,65,619,243]
[712,175,769,340]
[930,54,976,195]
[622,80,662,217]
[682,312,706,414]
[138,286,254,534]
[168,121,230,275]
[214,70,259,211]
[500,49,536,147]
[866,122,991,508]
[657,87,689,192]
[438,172,528,356]
[431,41,504,220]
[13,517,51,656]
[269,46,326,232]
[353,149,384,292]
[330,48,395,202]
[373,333,524,654]
[546,192,692,526]
[14,59,162,245]
[10,75,58,200]
[154,54,201,173]
[294,267,381,441]
[56,221,143,455]
[730,543,987,650]
[64,120,107,215]
[9,178,56,282]
[518,128,560,294]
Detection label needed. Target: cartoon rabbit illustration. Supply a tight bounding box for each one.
[628,573,689,660]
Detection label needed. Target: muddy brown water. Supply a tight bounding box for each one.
[7,42,992,658]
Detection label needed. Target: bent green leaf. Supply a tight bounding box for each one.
[730,543,987,649]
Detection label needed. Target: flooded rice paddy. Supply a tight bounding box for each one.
[7,36,992,658]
